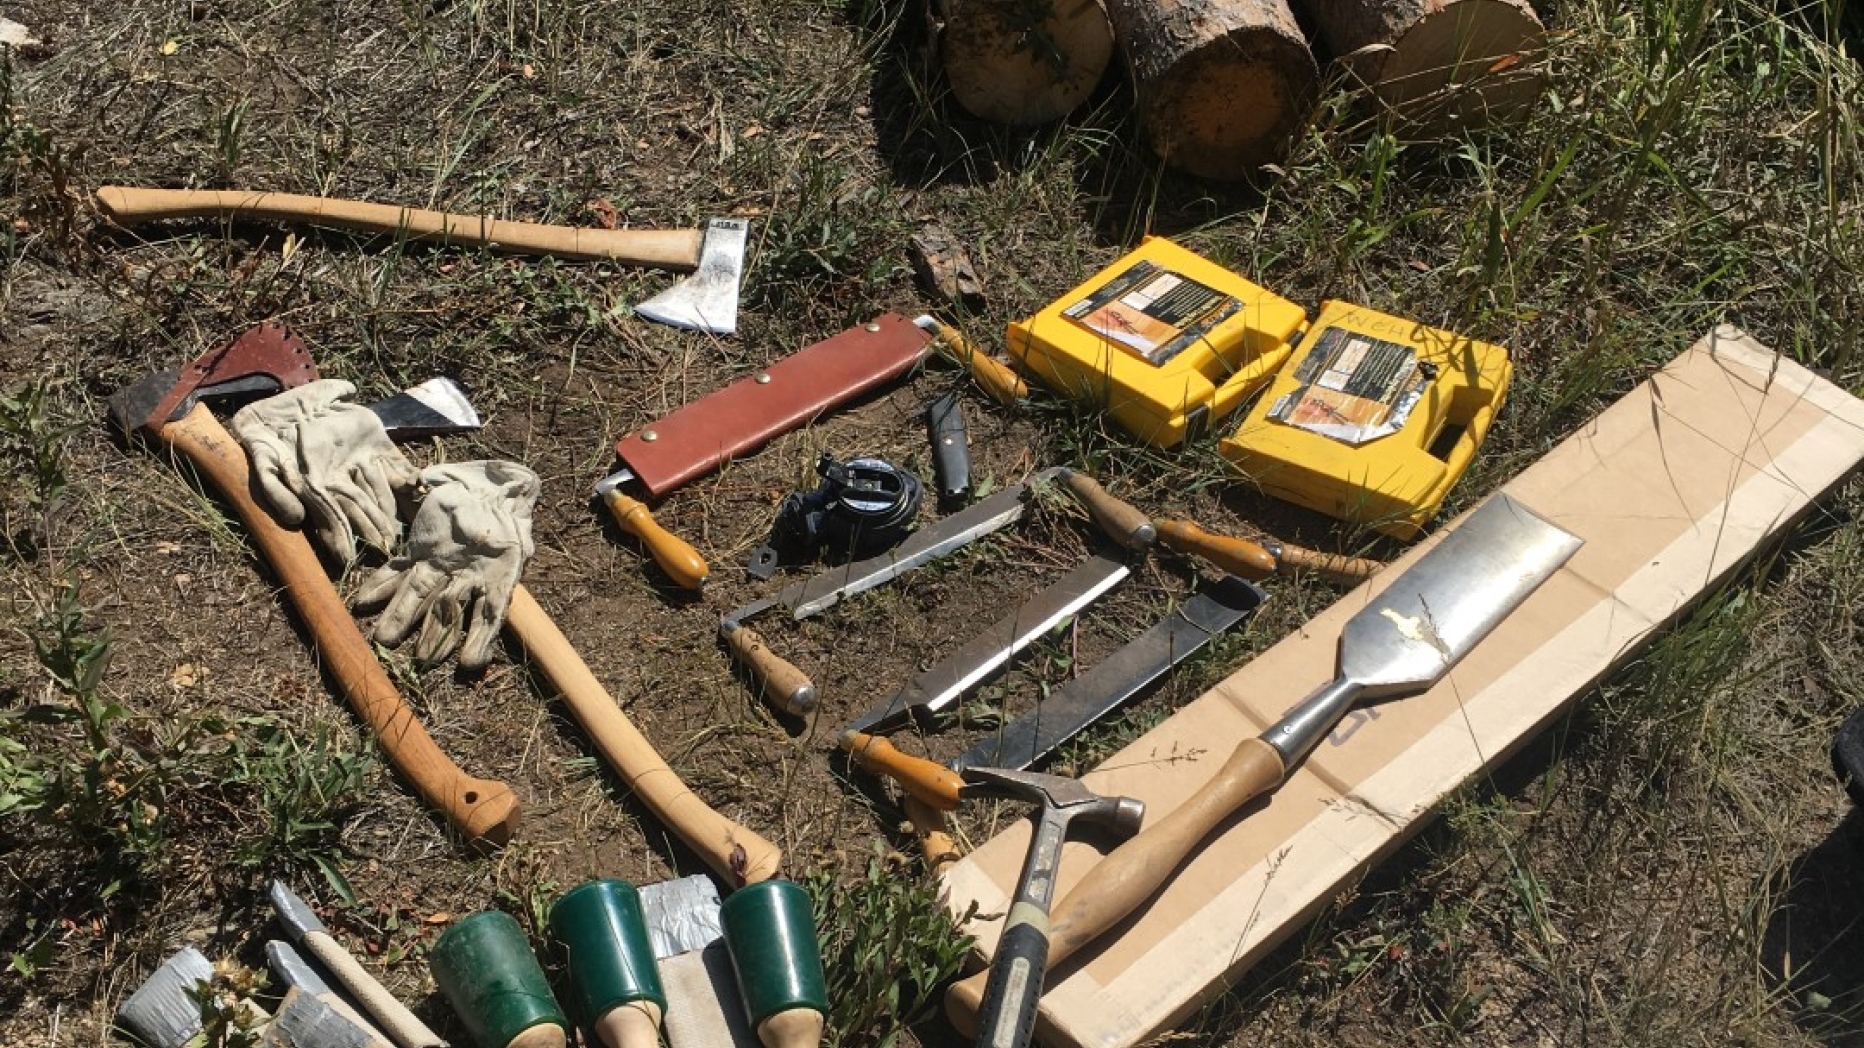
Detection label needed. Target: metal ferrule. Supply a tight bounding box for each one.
[1259,677,1363,767]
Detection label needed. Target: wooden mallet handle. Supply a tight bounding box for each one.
[1059,469,1156,552]
[504,587,782,885]
[156,404,519,848]
[945,738,1287,1035]
[601,489,709,591]
[95,186,703,270]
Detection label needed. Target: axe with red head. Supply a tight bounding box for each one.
[108,322,520,848]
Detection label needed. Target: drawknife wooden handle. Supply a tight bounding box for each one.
[95,186,703,270]
[840,731,963,811]
[1059,469,1156,552]
[504,587,782,886]
[156,404,519,848]
[1156,519,1276,579]
[945,737,1287,1035]
[1271,544,1382,585]
[601,489,709,591]
[720,621,817,716]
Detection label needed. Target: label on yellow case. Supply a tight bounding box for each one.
[1062,260,1242,365]
[1266,325,1436,445]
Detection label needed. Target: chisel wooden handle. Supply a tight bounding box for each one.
[601,489,709,590]
[840,731,964,811]
[1059,469,1156,552]
[95,186,703,270]
[156,404,519,848]
[505,588,782,885]
[720,621,818,716]
[945,737,1287,1035]
[921,318,1028,407]
[1157,520,1381,585]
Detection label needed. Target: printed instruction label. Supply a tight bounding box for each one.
[1267,326,1436,445]
[1062,260,1242,365]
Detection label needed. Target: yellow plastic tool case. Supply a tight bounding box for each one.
[1219,300,1511,538]
[1005,238,1307,448]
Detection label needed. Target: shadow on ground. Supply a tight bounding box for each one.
[1764,803,1864,1047]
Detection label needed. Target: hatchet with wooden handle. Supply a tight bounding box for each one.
[109,324,519,848]
[96,186,702,268]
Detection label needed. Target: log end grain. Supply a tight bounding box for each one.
[1140,28,1319,180]
[941,0,1116,125]
[1362,0,1548,133]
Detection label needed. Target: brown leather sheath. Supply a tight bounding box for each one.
[614,313,934,496]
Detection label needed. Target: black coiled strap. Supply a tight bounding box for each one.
[749,453,923,579]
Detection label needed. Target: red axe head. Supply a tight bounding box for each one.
[108,322,318,434]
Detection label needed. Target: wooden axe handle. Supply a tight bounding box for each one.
[157,404,519,848]
[95,186,704,270]
[504,587,782,886]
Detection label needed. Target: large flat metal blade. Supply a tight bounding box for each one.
[782,468,1061,620]
[1339,493,1580,696]
[955,575,1267,772]
[848,553,1130,734]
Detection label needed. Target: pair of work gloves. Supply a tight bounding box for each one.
[231,379,538,672]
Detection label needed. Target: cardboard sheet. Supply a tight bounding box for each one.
[941,327,1864,1048]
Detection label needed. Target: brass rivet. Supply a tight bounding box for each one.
[641,430,658,442]
[755,371,772,384]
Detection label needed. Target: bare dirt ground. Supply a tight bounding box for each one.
[2,1,1862,1047]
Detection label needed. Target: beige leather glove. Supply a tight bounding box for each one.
[352,460,540,672]
[231,379,419,562]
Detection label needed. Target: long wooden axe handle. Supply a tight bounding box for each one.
[503,587,782,886]
[157,404,520,847]
[95,186,704,270]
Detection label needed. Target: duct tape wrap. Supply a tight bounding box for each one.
[430,911,568,1048]
[548,880,667,1040]
[718,880,827,1026]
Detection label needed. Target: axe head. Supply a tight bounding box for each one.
[635,218,748,335]
[107,321,318,435]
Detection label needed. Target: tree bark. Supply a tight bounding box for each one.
[1300,0,1547,132]
[1107,0,1320,180]
[936,0,1116,125]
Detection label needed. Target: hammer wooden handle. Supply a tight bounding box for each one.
[601,489,709,590]
[945,738,1286,1035]
[720,622,817,716]
[1157,520,1381,585]
[1059,469,1156,552]
[840,731,963,811]
[504,587,782,885]
[96,186,703,270]
[157,404,519,848]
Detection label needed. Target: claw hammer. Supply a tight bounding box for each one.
[958,767,1144,1048]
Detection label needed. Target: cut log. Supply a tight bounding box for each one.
[1300,0,1548,132]
[936,0,1116,125]
[1106,0,1320,180]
